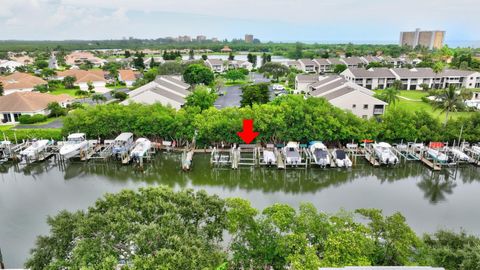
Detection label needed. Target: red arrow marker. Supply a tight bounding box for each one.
[237,119,259,144]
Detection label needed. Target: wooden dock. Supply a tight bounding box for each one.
[364,146,380,166]
[274,148,285,169]
[420,156,442,171]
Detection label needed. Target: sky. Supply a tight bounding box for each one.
[0,0,479,43]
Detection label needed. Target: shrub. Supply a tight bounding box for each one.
[113,91,128,101]
[18,114,47,124]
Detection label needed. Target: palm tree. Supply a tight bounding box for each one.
[434,85,461,127]
[382,88,400,106]
[432,62,445,89]
[91,93,107,104]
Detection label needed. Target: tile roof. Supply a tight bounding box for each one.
[206,59,224,66]
[0,92,72,112]
[341,57,365,66]
[119,69,137,81]
[313,58,331,65]
[57,70,106,83]
[322,86,356,101]
[298,59,318,66]
[0,72,47,90]
[327,58,344,65]
[390,68,436,78]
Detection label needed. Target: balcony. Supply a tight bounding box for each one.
[373,108,384,115]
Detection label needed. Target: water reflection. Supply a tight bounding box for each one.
[1,153,478,202]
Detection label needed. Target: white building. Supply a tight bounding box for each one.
[0,92,72,123]
[121,75,191,109]
[341,68,397,90]
[205,59,225,73]
[296,74,387,118]
[0,60,23,73]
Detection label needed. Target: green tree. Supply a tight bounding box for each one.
[434,84,462,127]
[247,53,257,67]
[202,54,208,61]
[40,68,56,79]
[213,77,226,93]
[225,69,246,83]
[189,49,195,60]
[432,61,445,89]
[25,187,228,270]
[149,57,156,69]
[113,91,128,101]
[34,59,48,69]
[124,50,131,58]
[228,52,235,60]
[392,79,403,90]
[380,88,400,105]
[47,102,66,117]
[133,52,145,69]
[183,64,214,85]
[63,76,76,89]
[91,93,106,104]
[185,85,218,111]
[259,62,288,82]
[87,81,95,92]
[240,83,270,107]
[333,64,347,74]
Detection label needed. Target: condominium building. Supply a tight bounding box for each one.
[399,28,445,50]
[196,35,207,41]
[245,34,254,43]
[341,67,480,90]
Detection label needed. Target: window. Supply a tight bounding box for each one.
[352,104,356,109]
[362,115,368,119]
[363,104,369,109]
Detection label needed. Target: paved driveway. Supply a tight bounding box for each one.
[214,73,275,109]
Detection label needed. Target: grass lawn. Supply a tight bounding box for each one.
[376,90,476,120]
[225,80,251,86]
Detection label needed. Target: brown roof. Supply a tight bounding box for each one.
[220,46,232,52]
[119,69,137,81]
[0,72,47,90]
[0,92,72,112]
[57,70,106,83]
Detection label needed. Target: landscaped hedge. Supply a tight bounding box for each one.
[2,128,63,141]
[18,114,48,124]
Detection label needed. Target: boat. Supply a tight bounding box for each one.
[262,149,276,166]
[112,132,134,157]
[471,145,480,155]
[309,141,330,167]
[19,139,50,161]
[372,142,399,165]
[130,138,152,159]
[59,133,89,159]
[0,141,12,161]
[283,141,301,165]
[332,149,353,168]
[427,148,449,163]
[448,148,471,162]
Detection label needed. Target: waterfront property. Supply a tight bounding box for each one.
[341,67,480,89]
[0,92,72,123]
[121,75,191,109]
[0,72,47,95]
[298,74,387,118]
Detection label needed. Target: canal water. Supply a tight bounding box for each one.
[0,153,479,267]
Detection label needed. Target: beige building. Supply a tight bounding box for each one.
[399,28,445,50]
[0,72,47,95]
[296,74,387,118]
[245,34,254,43]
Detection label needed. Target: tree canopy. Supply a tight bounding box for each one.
[183,64,215,85]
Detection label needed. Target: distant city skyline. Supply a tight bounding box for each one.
[0,0,479,45]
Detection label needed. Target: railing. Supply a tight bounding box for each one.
[373,108,384,114]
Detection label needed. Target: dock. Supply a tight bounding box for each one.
[364,144,380,166]
[274,148,285,169]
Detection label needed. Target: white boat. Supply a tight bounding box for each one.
[448,148,471,162]
[262,149,276,165]
[427,148,449,163]
[59,133,89,159]
[309,142,330,167]
[112,133,134,156]
[471,145,480,155]
[283,141,302,165]
[20,139,49,160]
[372,142,399,165]
[130,138,152,158]
[332,149,352,168]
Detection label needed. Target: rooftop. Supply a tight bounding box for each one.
[0,92,72,112]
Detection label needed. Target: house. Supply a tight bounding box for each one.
[205,59,225,73]
[0,92,72,123]
[297,74,388,118]
[313,58,332,73]
[143,57,165,68]
[0,60,24,73]
[341,68,397,89]
[228,60,253,71]
[297,59,318,73]
[56,70,107,91]
[65,51,107,67]
[0,72,47,95]
[121,75,191,109]
[295,74,319,93]
[118,69,139,87]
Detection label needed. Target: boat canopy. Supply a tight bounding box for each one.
[286,141,299,148]
[377,142,392,148]
[68,133,86,139]
[115,132,134,142]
